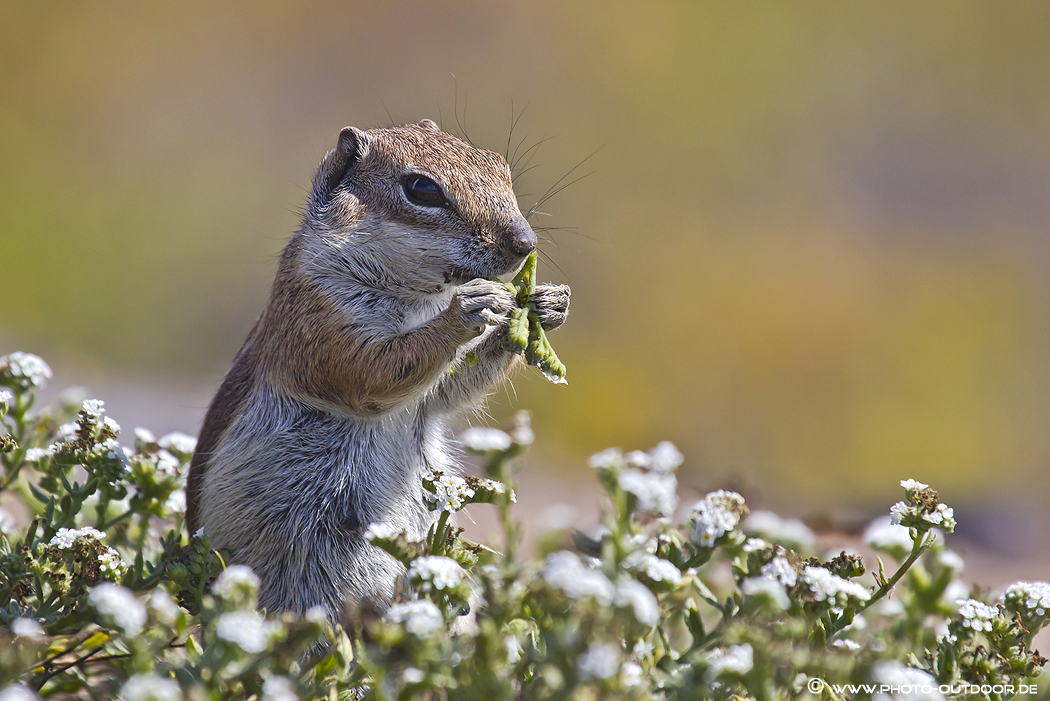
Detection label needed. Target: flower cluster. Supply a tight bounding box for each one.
[459,427,513,453]
[1003,581,1050,631]
[689,489,748,547]
[0,352,52,391]
[955,598,1000,632]
[408,555,465,593]
[216,610,282,653]
[742,510,815,553]
[89,583,147,636]
[385,599,444,637]
[800,566,871,608]
[706,643,754,679]
[423,470,476,512]
[888,478,957,533]
[623,550,683,585]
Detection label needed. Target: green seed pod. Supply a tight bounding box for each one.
[505,251,567,383]
[509,307,530,353]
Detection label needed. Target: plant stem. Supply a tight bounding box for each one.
[859,532,931,614]
[33,645,105,691]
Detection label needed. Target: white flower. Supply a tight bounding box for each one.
[159,432,197,456]
[689,490,747,547]
[0,685,39,701]
[150,589,181,624]
[870,661,943,701]
[11,618,44,641]
[863,515,915,554]
[577,642,620,680]
[409,555,464,591]
[874,598,905,617]
[647,441,683,474]
[624,450,650,468]
[706,643,754,678]
[615,579,660,626]
[216,611,281,652]
[624,551,682,584]
[588,447,622,470]
[923,503,956,531]
[956,598,998,632]
[262,675,299,701]
[425,472,475,512]
[937,549,964,572]
[832,639,861,651]
[0,389,11,412]
[0,507,14,535]
[193,527,205,538]
[23,447,52,463]
[942,580,971,608]
[154,450,180,477]
[49,527,106,549]
[760,556,797,587]
[165,488,187,514]
[889,501,908,526]
[477,477,516,502]
[211,565,261,599]
[385,599,444,637]
[134,427,156,445]
[82,399,105,418]
[458,427,512,452]
[57,422,78,441]
[102,416,121,434]
[505,414,532,447]
[0,352,53,389]
[742,511,815,551]
[89,583,146,636]
[505,635,523,664]
[618,468,678,516]
[900,479,929,491]
[363,522,400,542]
[119,673,181,701]
[621,661,643,687]
[742,537,768,552]
[543,551,615,604]
[801,567,870,606]
[742,576,790,610]
[401,668,426,684]
[97,548,127,576]
[1003,581,1050,616]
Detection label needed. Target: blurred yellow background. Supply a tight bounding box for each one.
[2,2,1049,531]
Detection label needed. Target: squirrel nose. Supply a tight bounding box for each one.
[505,217,537,257]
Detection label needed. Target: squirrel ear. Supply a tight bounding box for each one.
[418,119,440,131]
[314,127,368,204]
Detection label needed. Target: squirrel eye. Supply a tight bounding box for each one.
[403,175,447,208]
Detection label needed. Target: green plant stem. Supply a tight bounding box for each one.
[34,645,106,691]
[858,532,932,614]
[26,630,97,675]
[102,508,135,530]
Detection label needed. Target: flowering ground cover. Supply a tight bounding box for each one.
[0,351,1048,700]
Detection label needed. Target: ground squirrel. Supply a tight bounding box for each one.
[185,120,569,625]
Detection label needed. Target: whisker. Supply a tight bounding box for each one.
[524,146,601,217]
[511,135,556,176]
[505,101,529,164]
[536,248,570,282]
[526,170,595,221]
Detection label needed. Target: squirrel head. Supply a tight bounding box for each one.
[301,120,536,290]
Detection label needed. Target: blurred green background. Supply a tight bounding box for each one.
[3,2,1050,529]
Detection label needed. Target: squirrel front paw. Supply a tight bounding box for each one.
[450,279,516,339]
[532,284,571,331]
